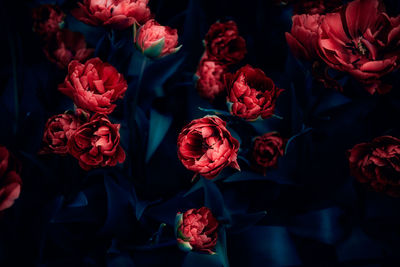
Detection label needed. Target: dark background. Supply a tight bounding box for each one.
[1,0,400,266]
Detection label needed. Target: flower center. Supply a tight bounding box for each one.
[356,39,367,56]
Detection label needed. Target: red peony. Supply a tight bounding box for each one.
[40,110,88,155]
[317,0,400,94]
[43,29,94,69]
[176,207,219,254]
[32,4,65,38]
[0,146,22,212]
[252,132,285,175]
[225,65,284,121]
[71,0,152,30]
[135,19,181,58]
[195,54,227,101]
[67,114,125,170]
[204,21,247,65]
[348,136,400,197]
[177,116,240,180]
[58,57,127,114]
[285,14,324,61]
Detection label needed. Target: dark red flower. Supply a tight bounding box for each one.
[176,207,219,254]
[195,53,227,101]
[293,0,343,15]
[58,57,127,114]
[204,21,247,65]
[317,0,400,94]
[67,114,125,170]
[285,14,324,61]
[32,4,65,38]
[0,146,22,212]
[225,65,284,121]
[71,0,152,30]
[348,136,400,197]
[252,132,285,175]
[134,19,181,58]
[43,29,94,69]
[40,110,88,155]
[177,116,240,179]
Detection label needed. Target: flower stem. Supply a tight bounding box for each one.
[131,57,147,116]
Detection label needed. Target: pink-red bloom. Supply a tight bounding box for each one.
[285,14,324,61]
[317,0,400,94]
[40,110,88,155]
[135,19,181,58]
[67,114,125,170]
[195,54,227,101]
[252,132,285,175]
[348,136,400,197]
[72,0,152,30]
[0,146,22,212]
[43,29,94,69]
[176,207,219,254]
[32,4,65,38]
[58,58,127,114]
[204,21,247,65]
[225,65,284,121]
[177,116,240,179]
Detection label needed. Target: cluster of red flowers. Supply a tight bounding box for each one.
[0,146,22,212]
[32,5,94,69]
[285,0,400,94]
[40,57,127,170]
[195,21,246,101]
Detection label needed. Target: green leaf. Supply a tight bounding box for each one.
[144,37,165,58]
[145,109,173,163]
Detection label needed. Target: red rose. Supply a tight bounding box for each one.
[177,116,240,179]
[252,132,285,175]
[71,0,152,30]
[67,113,125,170]
[204,21,247,65]
[225,65,284,121]
[195,54,227,101]
[0,146,22,212]
[285,14,324,61]
[317,0,400,94]
[32,4,65,38]
[43,29,94,69]
[176,207,219,254]
[348,136,400,197]
[135,19,181,58]
[58,58,127,114]
[40,110,87,155]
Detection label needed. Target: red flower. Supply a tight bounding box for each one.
[292,0,343,15]
[43,29,94,69]
[58,58,127,114]
[204,21,247,65]
[71,0,152,30]
[67,114,125,170]
[285,14,324,61]
[348,136,400,197]
[32,4,65,38]
[225,65,284,121]
[135,19,181,58]
[252,132,285,175]
[0,146,22,212]
[317,0,400,94]
[195,54,227,101]
[176,207,219,254]
[40,110,87,155]
[177,116,240,179]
